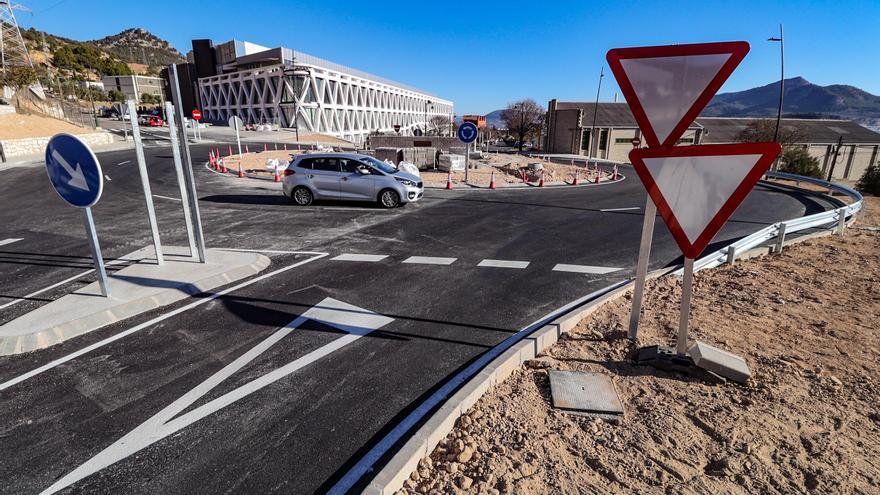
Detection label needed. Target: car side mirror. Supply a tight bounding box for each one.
[357,166,370,175]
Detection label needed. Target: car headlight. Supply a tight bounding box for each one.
[395,178,416,187]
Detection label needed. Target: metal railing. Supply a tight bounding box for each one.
[678,171,864,274]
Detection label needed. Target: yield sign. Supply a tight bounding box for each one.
[607,41,749,148]
[629,142,781,259]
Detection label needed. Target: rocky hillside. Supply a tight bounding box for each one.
[705,77,880,131]
[90,28,184,66]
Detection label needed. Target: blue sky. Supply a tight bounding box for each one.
[18,0,880,114]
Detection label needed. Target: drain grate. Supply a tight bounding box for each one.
[548,370,624,417]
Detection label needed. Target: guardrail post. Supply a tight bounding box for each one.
[775,222,787,253]
[726,245,736,265]
[837,207,847,236]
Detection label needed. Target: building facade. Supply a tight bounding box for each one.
[188,39,453,145]
[101,75,165,103]
[544,100,880,181]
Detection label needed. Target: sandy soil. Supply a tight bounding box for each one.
[403,196,880,495]
[421,153,613,187]
[0,113,95,139]
[214,149,302,174]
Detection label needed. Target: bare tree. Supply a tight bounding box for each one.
[500,99,544,151]
[429,115,452,136]
[736,118,806,151]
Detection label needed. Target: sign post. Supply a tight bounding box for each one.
[127,100,164,265]
[229,115,244,176]
[167,102,198,257]
[458,122,478,183]
[45,134,110,297]
[607,41,780,370]
[191,109,202,143]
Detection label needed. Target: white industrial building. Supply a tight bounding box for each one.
[188,39,453,145]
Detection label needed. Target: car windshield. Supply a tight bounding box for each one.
[359,156,398,174]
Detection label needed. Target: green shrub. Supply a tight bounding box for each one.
[779,147,823,178]
[856,161,880,195]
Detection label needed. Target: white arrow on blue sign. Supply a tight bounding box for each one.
[458,122,478,144]
[45,133,103,208]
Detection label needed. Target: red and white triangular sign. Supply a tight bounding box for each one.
[607,41,749,148]
[629,142,781,259]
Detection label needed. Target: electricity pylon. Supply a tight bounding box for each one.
[0,1,34,75]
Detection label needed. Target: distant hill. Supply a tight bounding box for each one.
[90,28,184,66]
[704,77,880,131]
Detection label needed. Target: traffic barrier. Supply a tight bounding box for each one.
[489,170,496,189]
[446,170,453,190]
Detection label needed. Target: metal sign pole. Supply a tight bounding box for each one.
[165,102,197,257]
[677,257,695,355]
[465,142,470,183]
[127,100,164,265]
[169,63,207,263]
[627,197,656,340]
[234,118,243,158]
[83,207,110,297]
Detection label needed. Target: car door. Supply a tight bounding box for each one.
[306,157,342,199]
[338,158,377,200]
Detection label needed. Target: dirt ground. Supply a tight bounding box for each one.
[403,196,880,495]
[421,153,613,187]
[0,113,95,140]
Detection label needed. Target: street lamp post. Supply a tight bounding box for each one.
[588,66,604,165]
[769,24,784,171]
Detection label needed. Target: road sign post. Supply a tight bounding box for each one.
[458,122,478,183]
[127,100,164,265]
[45,133,110,297]
[229,115,244,176]
[166,102,198,257]
[169,63,207,263]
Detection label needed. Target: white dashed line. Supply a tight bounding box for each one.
[0,238,23,247]
[152,195,182,202]
[331,254,389,262]
[116,160,131,166]
[104,175,112,181]
[600,206,640,212]
[402,256,457,265]
[552,264,622,275]
[477,259,530,269]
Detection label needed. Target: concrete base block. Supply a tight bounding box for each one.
[688,341,752,384]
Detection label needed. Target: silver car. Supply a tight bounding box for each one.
[282,153,424,208]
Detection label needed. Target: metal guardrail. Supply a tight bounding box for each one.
[676,171,864,274]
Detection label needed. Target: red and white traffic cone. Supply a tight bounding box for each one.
[521,170,528,184]
[275,143,279,151]
[264,143,268,152]
[489,170,496,189]
[538,170,545,187]
[228,145,233,157]
[446,170,453,190]
[245,144,250,154]
[238,166,246,178]
[273,168,281,182]
[595,167,601,184]
[284,143,288,151]
[220,159,227,173]
[572,168,579,185]
[613,164,619,180]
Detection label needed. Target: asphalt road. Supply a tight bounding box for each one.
[0,142,838,494]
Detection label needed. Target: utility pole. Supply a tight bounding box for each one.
[588,66,604,164]
[769,24,784,171]
[826,135,843,182]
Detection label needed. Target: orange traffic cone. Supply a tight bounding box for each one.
[275,143,278,150]
[274,169,281,182]
[572,168,579,185]
[228,145,233,157]
[284,143,288,151]
[446,170,453,190]
[238,166,246,178]
[538,170,545,187]
[220,159,227,173]
[595,168,601,184]
[521,170,528,184]
[613,164,619,180]
[489,170,496,189]
[245,144,250,154]
[264,143,268,152]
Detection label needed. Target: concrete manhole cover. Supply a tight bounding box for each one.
[549,370,624,417]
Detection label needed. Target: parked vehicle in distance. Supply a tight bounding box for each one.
[282,153,423,208]
[148,116,165,127]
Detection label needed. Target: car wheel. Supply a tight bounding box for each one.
[292,186,314,206]
[378,189,401,208]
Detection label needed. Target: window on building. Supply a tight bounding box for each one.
[599,129,609,151]
[615,138,632,144]
[581,130,590,150]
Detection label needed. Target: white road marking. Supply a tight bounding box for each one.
[331,253,389,262]
[600,206,640,212]
[477,259,530,269]
[104,175,112,181]
[402,256,457,265]
[0,251,328,392]
[0,259,128,312]
[152,194,182,202]
[0,238,23,247]
[39,297,393,495]
[116,160,131,166]
[552,263,622,275]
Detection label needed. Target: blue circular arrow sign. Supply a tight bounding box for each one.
[45,133,103,208]
[458,122,478,144]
